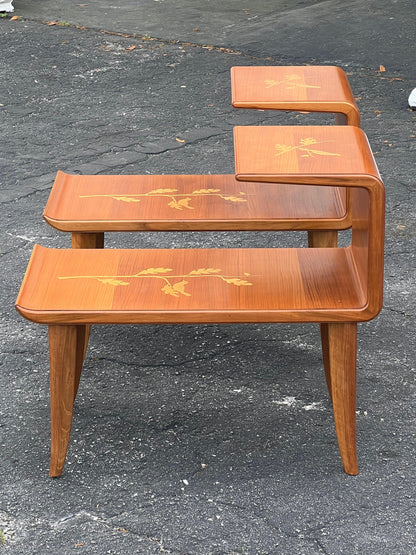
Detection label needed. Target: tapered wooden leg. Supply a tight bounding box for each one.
[49,325,87,477]
[82,325,91,365]
[320,323,332,400]
[71,233,102,365]
[308,230,338,248]
[326,322,358,475]
[71,232,104,249]
[74,325,89,402]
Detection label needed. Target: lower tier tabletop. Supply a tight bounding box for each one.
[16,246,368,324]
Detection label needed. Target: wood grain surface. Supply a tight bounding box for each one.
[234,126,379,183]
[231,65,360,126]
[43,172,349,232]
[16,245,373,324]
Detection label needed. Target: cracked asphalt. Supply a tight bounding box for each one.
[1,0,415,553]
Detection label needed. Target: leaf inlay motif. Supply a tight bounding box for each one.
[264,74,321,90]
[59,267,253,297]
[275,138,341,158]
[80,187,249,210]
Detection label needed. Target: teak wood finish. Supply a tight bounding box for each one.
[16,245,372,325]
[44,171,350,241]
[16,125,385,478]
[231,65,360,126]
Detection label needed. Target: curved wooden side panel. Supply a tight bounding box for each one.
[234,126,385,320]
[350,177,385,320]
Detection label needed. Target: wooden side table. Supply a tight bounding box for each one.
[16,125,384,476]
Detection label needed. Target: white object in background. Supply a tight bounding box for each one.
[0,1,14,12]
[409,88,416,110]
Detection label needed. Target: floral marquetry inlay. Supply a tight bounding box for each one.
[275,138,341,158]
[80,188,249,211]
[59,267,253,298]
[264,74,321,90]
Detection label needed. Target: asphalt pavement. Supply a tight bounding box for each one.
[0,1,415,553]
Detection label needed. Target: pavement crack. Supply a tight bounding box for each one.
[383,306,410,317]
[51,510,104,528]
[213,499,285,536]
[0,242,35,258]
[2,189,42,205]
[87,334,293,374]
[386,251,414,257]
[86,349,225,371]
[1,349,37,356]
[50,510,176,550]
[16,16,281,62]
[137,128,228,155]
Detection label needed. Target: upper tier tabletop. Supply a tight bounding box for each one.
[234,126,380,185]
[43,172,349,232]
[231,66,359,123]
